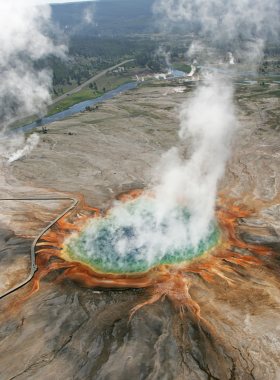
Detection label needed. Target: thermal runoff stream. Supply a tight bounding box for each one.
[63,197,220,274]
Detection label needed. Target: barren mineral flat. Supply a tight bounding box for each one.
[1,78,280,379]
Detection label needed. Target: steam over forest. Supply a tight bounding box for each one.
[46,0,280,94]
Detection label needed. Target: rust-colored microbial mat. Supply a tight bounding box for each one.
[16,189,276,330]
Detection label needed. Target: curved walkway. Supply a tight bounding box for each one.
[0,197,78,299]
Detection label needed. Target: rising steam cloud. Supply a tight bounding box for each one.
[65,76,234,268]
[154,0,279,64]
[152,0,278,246]
[153,0,279,42]
[0,133,39,163]
[0,1,67,162]
[67,0,279,268]
[155,78,237,246]
[228,52,235,65]
[7,134,39,163]
[0,2,67,129]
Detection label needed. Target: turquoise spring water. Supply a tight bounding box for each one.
[65,198,220,273]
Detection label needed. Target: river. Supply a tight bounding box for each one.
[3,69,185,139]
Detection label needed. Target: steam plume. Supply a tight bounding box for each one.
[187,65,196,76]
[0,133,39,163]
[153,0,279,42]
[154,0,279,66]
[228,52,235,65]
[155,77,237,246]
[155,46,171,67]
[66,0,279,268]
[71,76,237,265]
[7,134,39,163]
[0,1,67,162]
[83,4,95,25]
[0,2,67,129]
[151,0,279,245]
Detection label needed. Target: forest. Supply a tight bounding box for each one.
[47,36,159,93]
[50,0,155,36]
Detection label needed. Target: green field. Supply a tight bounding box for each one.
[48,72,135,116]
[174,64,192,73]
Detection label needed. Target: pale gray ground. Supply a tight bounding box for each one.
[0,78,280,379]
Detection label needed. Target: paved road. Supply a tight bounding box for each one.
[0,197,78,299]
[50,59,134,106]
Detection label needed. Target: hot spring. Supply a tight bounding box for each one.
[63,197,220,274]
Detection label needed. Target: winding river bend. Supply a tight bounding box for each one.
[6,65,276,140]
[4,69,185,139]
